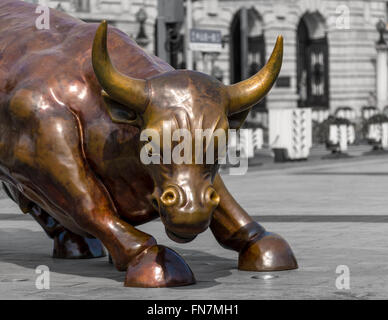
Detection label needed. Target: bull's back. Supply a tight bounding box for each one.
[0,0,172,144]
[0,0,172,103]
[0,0,172,164]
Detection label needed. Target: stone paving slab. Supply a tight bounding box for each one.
[0,157,387,299]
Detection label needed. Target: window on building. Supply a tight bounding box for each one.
[75,0,90,13]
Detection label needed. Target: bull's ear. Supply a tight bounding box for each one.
[228,108,250,130]
[102,91,143,127]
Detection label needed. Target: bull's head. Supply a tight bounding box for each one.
[92,21,282,243]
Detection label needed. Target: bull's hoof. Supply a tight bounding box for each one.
[53,230,106,259]
[124,245,195,287]
[238,231,298,271]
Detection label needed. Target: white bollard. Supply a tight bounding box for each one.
[239,129,254,159]
[347,125,355,145]
[339,125,348,152]
[252,128,263,151]
[329,124,339,145]
[367,123,378,141]
[269,108,312,160]
[381,123,388,149]
[366,121,388,149]
[328,124,351,152]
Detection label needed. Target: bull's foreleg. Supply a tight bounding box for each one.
[25,170,194,287]
[210,175,298,271]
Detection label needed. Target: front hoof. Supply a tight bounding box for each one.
[124,245,196,287]
[238,232,298,271]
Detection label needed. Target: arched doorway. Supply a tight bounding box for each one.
[297,12,329,109]
[230,7,266,115]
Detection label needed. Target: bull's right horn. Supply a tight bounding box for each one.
[92,20,149,114]
[226,36,283,115]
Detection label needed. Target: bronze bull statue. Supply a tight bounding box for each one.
[0,0,297,287]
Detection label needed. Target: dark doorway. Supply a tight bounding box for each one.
[230,8,266,114]
[297,13,329,109]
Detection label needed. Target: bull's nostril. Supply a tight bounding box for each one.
[206,187,220,206]
[165,191,175,201]
[160,188,178,207]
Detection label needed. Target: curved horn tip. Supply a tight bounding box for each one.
[92,19,149,113]
[95,20,107,38]
[226,35,284,115]
[272,35,283,57]
[96,20,107,30]
[93,21,108,52]
[99,20,107,34]
[275,35,283,52]
[272,35,284,69]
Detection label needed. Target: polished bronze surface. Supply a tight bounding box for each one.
[0,0,297,287]
[124,245,195,287]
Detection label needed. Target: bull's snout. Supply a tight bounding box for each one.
[158,184,220,243]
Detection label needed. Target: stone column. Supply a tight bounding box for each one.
[376,42,388,110]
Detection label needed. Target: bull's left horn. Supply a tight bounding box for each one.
[92,20,149,113]
[226,36,283,115]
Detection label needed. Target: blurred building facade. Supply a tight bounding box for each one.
[25,0,388,121]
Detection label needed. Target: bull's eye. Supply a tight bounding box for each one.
[151,198,159,210]
[114,109,135,121]
[203,172,211,180]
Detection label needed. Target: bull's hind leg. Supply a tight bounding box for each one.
[210,175,298,271]
[2,182,105,259]
[30,206,106,259]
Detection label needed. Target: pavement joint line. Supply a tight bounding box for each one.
[223,157,388,178]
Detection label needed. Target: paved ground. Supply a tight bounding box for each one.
[0,151,387,299]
